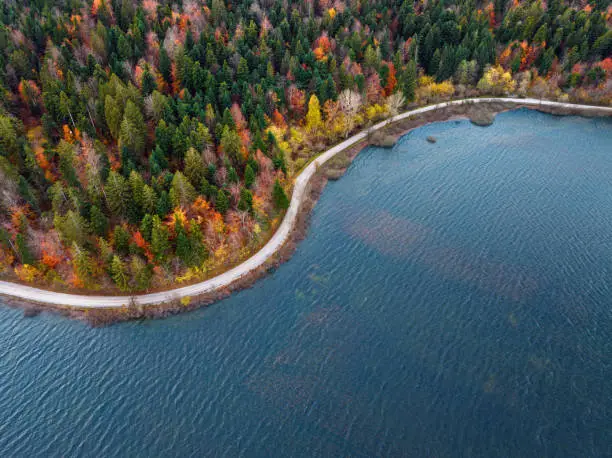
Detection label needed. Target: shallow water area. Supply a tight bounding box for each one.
[1,109,611,457]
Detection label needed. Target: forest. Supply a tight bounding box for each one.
[0,0,610,293]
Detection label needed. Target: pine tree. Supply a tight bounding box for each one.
[141,68,157,96]
[72,243,97,289]
[16,233,34,265]
[151,215,169,263]
[54,210,90,246]
[403,60,417,102]
[141,184,157,215]
[140,214,153,242]
[169,171,197,208]
[18,176,38,212]
[244,164,255,188]
[110,255,129,291]
[119,100,146,154]
[188,222,206,267]
[215,188,229,214]
[129,170,146,208]
[157,190,172,217]
[159,47,172,83]
[273,179,289,210]
[238,188,253,212]
[227,167,239,183]
[237,57,249,82]
[429,49,441,76]
[175,223,193,267]
[105,171,130,219]
[184,148,205,187]
[0,115,18,155]
[104,95,122,139]
[90,205,109,236]
[113,225,130,255]
[220,126,242,164]
[130,255,152,290]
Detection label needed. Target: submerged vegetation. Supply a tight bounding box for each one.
[0,0,610,293]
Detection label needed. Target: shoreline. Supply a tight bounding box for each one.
[1,97,611,324]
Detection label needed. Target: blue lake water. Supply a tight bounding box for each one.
[1,109,611,457]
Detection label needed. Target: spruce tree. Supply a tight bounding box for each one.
[169,171,197,208]
[113,225,130,255]
[157,190,172,217]
[104,95,122,139]
[73,243,96,289]
[238,188,253,212]
[140,214,153,242]
[150,215,169,263]
[272,180,289,210]
[403,60,417,102]
[119,100,146,154]
[110,255,129,291]
[175,224,191,266]
[188,223,206,266]
[90,205,109,236]
[244,164,255,188]
[159,47,172,83]
[105,171,130,219]
[16,233,34,265]
[215,188,229,214]
[184,148,205,187]
[130,255,152,290]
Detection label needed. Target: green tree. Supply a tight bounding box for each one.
[227,167,239,183]
[141,184,157,215]
[238,188,253,212]
[403,60,417,102]
[90,205,109,236]
[184,148,206,187]
[159,47,172,83]
[110,255,129,291]
[129,170,146,208]
[215,188,229,214]
[113,225,130,255]
[104,95,122,139]
[54,210,90,246]
[220,126,242,164]
[119,100,146,154]
[188,222,206,266]
[0,116,18,156]
[16,233,34,265]
[169,171,197,208]
[175,224,191,266]
[151,215,170,263]
[130,255,152,290]
[140,214,153,242]
[273,180,289,210]
[157,190,172,217]
[105,171,130,219]
[141,67,157,96]
[72,243,97,289]
[244,164,255,188]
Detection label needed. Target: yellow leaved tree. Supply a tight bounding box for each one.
[305,95,323,133]
[477,65,517,95]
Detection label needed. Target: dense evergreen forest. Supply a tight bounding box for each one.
[0,0,610,292]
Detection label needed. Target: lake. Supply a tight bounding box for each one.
[1,109,611,457]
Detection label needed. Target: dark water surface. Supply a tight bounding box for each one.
[1,110,611,457]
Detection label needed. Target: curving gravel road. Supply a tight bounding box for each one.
[1,97,610,308]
